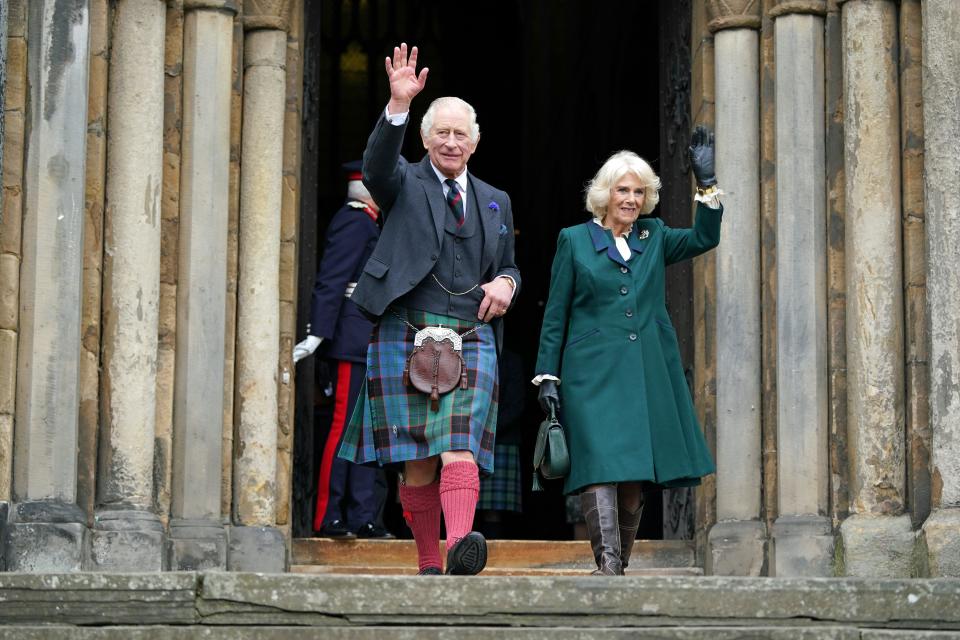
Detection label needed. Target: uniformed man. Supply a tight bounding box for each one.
[293,161,393,539]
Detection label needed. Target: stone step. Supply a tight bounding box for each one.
[3,572,957,634]
[290,564,704,577]
[291,538,696,570]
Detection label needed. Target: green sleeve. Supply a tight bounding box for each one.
[535,229,575,377]
[662,201,723,265]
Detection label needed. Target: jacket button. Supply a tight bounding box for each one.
[409,279,416,286]
[629,333,638,341]
[430,254,438,261]
[625,309,633,318]
[619,286,628,295]
[620,266,628,274]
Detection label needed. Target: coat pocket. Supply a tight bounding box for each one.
[566,328,599,348]
[363,256,389,279]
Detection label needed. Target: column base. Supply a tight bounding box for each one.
[166,519,227,571]
[89,509,164,572]
[706,520,767,576]
[228,525,286,573]
[919,507,960,577]
[4,500,89,572]
[838,513,915,577]
[771,515,835,577]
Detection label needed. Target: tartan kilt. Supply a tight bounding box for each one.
[338,308,499,475]
[478,443,523,512]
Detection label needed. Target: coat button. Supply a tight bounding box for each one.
[430,254,438,261]
[625,309,633,318]
[409,279,416,286]
[629,333,638,341]
[620,266,628,274]
[619,286,628,295]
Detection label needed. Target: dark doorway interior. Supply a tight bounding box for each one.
[294,0,695,541]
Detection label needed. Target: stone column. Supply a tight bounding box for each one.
[230,1,290,573]
[769,0,835,577]
[89,0,166,572]
[167,0,237,571]
[836,0,912,578]
[920,0,960,578]
[704,1,766,576]
[7,0,90,572]
[0,0,7,217]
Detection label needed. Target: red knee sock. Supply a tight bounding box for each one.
[398,482,442,572]
[439,460,480,551]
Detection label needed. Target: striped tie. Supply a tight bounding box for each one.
[444,178,464,227]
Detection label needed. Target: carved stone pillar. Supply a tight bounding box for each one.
[230,0,290,573]
[920,0,960,578]
[166,0,237,571]
[704,0,766,577]
[0,1,6,220]
[6,0,91,572]
[836,0,912,578]
[769,0,835,576]
[89,0,167,572]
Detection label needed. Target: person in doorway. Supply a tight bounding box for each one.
[338,43,520,575]
[533,127,722,575]
[293,161,393,540]
[476,347,525,538]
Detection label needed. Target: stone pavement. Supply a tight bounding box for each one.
[0,572,958,638]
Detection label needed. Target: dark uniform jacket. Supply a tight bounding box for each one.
[351,113,521,349]
[309,201,380,363]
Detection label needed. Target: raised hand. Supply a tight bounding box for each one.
[688,125,717,187]
[385,43,429,114]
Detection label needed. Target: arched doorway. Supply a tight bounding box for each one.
[293,0,697,547]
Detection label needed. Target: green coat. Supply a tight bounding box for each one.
[535,202,722,494]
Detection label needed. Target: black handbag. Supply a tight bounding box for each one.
[532,407,570,491]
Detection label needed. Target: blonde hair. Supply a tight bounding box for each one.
[584,150,661,217]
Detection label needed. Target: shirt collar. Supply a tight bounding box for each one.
[430,162,468,193]
[591,217,633,238]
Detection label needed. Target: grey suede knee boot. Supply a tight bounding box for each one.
[617,502,643,572]
[580,485,622,575]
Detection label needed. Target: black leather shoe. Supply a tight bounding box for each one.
[417,566,442,575]
[317,520,356,539]
[444,531,487,575]
[355,522,395,539]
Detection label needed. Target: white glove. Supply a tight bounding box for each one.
[293,335,323,363]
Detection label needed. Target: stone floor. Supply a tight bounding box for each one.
[1,572,959,638]
[291,537,700,576]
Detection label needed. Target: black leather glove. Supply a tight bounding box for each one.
[538,379,560,417]
[688,124,717,187]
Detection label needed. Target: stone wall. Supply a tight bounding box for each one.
[0,0,302,572]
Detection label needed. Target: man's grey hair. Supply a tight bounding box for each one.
[420,97,480,142]
[347,178,374,204]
